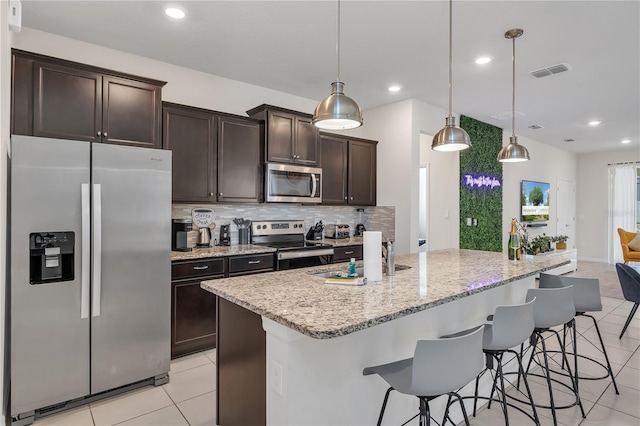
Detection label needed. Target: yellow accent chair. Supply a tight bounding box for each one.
[617,228,640,264]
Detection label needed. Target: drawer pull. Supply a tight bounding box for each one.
[344,251,354,255]
[193,265,209,270]
[248,260,261,264]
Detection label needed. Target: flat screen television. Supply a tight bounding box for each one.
[521,180,550,223]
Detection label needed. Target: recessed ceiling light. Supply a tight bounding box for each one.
[621,139,631,144]
[588,120,601,126]
[475,56,492,65]
[165,7,186,19]
[388,85,401,92]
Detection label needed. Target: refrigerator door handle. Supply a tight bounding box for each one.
[81,183,90,319]
[92,184,102,317]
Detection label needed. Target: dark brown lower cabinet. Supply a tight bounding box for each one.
[171,279,218,358]
[332,245,363,263]
[171,258,225,359]
[217,297,266,426]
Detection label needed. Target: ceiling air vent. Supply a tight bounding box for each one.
[528,124,544,130]
[563,138,575,142]
[529,63,571,78]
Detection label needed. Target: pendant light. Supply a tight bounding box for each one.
[432,0,471,152]
[312,0,363,130]
[497,29,530,162]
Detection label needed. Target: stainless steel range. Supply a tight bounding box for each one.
[251,220,334,270]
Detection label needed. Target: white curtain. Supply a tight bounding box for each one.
[608,163,637,263]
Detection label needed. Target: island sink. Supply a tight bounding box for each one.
[311,264,411,278]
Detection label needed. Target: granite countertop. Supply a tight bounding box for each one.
[201,249,569,339]
[171,244,276,261]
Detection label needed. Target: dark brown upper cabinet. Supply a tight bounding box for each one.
[320,133,377,206]
[246,104,319,166]
[163,102,263,204]
[11,49,165,148]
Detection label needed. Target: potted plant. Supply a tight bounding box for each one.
[529,234,553,255]
[552,235,569,250]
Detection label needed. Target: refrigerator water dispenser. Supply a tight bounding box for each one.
[29,232,74,284]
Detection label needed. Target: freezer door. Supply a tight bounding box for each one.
[90,143,171,393]
[10,136,91,415]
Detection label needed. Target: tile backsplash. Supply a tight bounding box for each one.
[172,204,395,247]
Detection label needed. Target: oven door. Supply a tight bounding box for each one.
[265,163,322,203]
[276,247,334,270]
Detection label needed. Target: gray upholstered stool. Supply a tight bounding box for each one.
[363,325,484,426]
[517,286,586,426]
[539,273,619,394]
[472,299,540,426]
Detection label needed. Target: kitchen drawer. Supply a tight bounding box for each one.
[172,258,226,280]
[333,245,363,263]
[228,253,275,276]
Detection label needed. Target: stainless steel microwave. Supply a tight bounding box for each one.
[265,163,322,203]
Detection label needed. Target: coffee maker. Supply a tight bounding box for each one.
[218,224,231,246]
[354,208,366,237]
[172,219,193,252]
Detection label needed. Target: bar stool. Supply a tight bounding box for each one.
[472,299,540,426]
[518,286,585,426]
[363,325,484,426]
[539,273,619,394]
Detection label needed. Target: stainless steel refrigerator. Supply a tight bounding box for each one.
[10,135,171,423]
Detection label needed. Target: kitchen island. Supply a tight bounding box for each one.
[202,249,569,425]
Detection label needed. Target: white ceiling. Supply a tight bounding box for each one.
[20,1,640,154]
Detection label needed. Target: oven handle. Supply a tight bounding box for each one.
[278,248,334,260]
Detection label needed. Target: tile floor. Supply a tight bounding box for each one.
[33,349,217,426]
[33,261,640,426]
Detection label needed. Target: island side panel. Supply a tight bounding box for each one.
[263,276,535,425]
[217,297,266,425]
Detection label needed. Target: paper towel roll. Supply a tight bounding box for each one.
[363,231,382,282]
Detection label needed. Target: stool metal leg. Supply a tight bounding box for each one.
[509,349,540,426]
[568,320,586,418]
[376,387,394,426]
[496,353,510,425]
[538,333,559,426]
[586,313,620,394]
[619,303,639,339]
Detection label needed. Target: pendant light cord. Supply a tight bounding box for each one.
[336,0,341,83]
[511,35,516,138]
[448,0,453,118]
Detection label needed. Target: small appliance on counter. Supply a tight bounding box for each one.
[218,224,231,246]
[306,221,324,240]
[355,208,366,237]
[172,219,193,252]
[325,224,350,239]
[192,208,215,247]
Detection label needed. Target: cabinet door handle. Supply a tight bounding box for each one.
[209,193,214,196]
[219,192,223,196]
[97,131,101,137]
[344,197,348,200]
[350,196,354,200]
[103,132,108,137]
[193,265,209,270]
[248,260,261,264]
[344,251,354,255]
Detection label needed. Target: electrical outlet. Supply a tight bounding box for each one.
[466,218,472,226]
[473,218,478,226]
[271,360,283,396]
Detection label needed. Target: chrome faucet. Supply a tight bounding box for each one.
[382,240,395,276]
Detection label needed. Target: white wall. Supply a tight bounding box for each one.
[0,3,11,422]
[577,148,640,262]
[358,99,412,254]
[414,101,460,251]
[501,134,578,251]
[12,28,319,117]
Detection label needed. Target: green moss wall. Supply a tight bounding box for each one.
[459,116,503,252]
